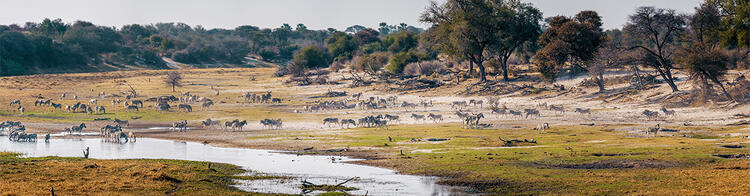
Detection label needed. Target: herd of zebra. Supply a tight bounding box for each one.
[193,118,283,131]
[2,121,44,142]
[240,91,281,104]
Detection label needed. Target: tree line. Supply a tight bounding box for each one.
[1,0,749,102]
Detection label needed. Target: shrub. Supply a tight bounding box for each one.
[387,52,418,74]
[403,60,447,76]
[289,46,331,75]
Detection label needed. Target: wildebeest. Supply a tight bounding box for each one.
[323,118,340,127]
[178,104,193,112]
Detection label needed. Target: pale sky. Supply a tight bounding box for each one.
[1,0,703,31]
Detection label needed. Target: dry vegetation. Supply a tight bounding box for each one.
[0,67,749,194]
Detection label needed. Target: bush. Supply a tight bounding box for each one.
[387,52,418,74]
[355,52,389,74]
[289,46,331,75]
[403,60,447,76]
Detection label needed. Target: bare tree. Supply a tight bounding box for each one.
[624,7,688,92]
[164,72,183,92]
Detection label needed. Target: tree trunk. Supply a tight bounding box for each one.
[469,61,474,77]
[474,59,487,82]
[653,64,679,92]
[172,84,175,92]
[596,72,605,92]
[710,76,734,101]
[501,58,510,81]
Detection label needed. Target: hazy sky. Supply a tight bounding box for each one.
[1,0,703,31]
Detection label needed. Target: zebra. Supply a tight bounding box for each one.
[202,119,221,128]
[323,118,340,127]
[202,101,214,111]
[178,104,193,112]
[427,113,443,123]
[18,106,24,115]
[10,100,20,106]
[89,99,97,105]
[575,108,592,115]
[340,119,356,128]
[411,113,425,121]
[509,110,523,118]
[524,109,541,119]
[131,100,144,107]
[172,120,188,132]
[125,105,139,112]
[451,101,468,109]
[536,123,550,134]
[549,105,565,114]
[114,118,129,127]
[232,120,247,131]
[52,103,62,110]
[661,107,675,116]
[96,106,106,114]
[70,123,86,134]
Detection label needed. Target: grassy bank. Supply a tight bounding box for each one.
[0,152,282,195]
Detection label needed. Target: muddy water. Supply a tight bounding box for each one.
[0,137,461,195]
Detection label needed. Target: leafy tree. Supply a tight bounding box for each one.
[37,18,67,38]
[488,0,543,81]
[387,51,432,75]
[291,46,331,74]
[345,25,366,34]
[422,0,512,82]
[382,31,418,53]
[711,0,750,50]
[325,32,358,61]
[624,7,688,92]
[354,28,380,45]
[535,11,606,83]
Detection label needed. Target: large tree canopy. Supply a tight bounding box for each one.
[535,11,606,83]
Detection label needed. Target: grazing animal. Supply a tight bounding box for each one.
[131,100,144,107]
[455,111,469,119]
[157,103,170,112]
[202,101,214,110]
[575,108,592,115]
[340,119,356,128]
[470,100,484,108]
[172,120,188,132]
[224,121,235,130]
[96,106,106,114]
[647,124,661,136]
[70,123,87,134]
[10,100,21,106]
[661,107,675,116]
[125,105,139,112]
[271,98,282,103]
[201,118,221,128]
[536,123,550,133]
[86,107,93,114]
[642,110,660,120]
[411,113,425,121]
[61,93,66,99]
[464,113,485,128]
[451,101,468,109]
[89,99,97,105]
[491,107,507,116]
[18,106,24,115]
[260,119,283,129]
[231,120,247,131]
[524,109,541,119]
[549,105,565,114]
[384,114,400,122]
[427,113,443,123]
[374,119,388,130]
[114,119,129,127]
[323,118,340,127]
[52,103,62,110]
[178,104,193,112]
[509,110,523,118]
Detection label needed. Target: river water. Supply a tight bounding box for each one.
[0,137,460,195]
